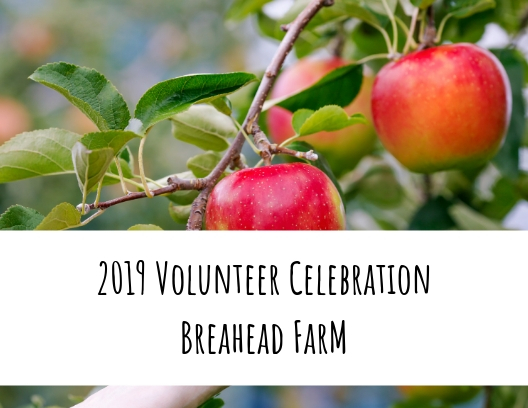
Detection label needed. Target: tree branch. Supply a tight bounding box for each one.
[82,0,333,229]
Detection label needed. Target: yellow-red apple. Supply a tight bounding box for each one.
[372,43,511,173]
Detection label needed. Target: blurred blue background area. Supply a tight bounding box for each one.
[0,386,487,408]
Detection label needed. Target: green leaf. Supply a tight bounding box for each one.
[357,165,404,208]
[171,104,236,151]
[286,140,345,203]
[72,142,114,198]
[29,62,130,131]
[199,398,225,408]
[226,0,274,22]
[0,205,44,230]
[35,203,81,230]
[257,11,285,42]
[444,0,496,18]
[80,130,140,155]
[334,0,381,26]
[292,109,314,134]
[0,129,81,183]
[210,96,233,116]
[187,151,222,178]
[491,49,526,180]
[409,197,457,230]
[348,0,397,16]
[169,203,192,224]
[295,105,367,136]
[265,64,363,112]
[128,224,163,231]
[134,72,258,133]
[410,0,435,9]
[450,203,506,230]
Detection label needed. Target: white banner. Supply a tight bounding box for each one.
[0,231,526,385]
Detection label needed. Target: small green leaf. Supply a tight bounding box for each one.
[80,130,140,155]
[349,0,397,16]
[72,142,114,198]
[169,203,192,224]
[210,97,233,116]
[187,151,223,178]
[409,197,457,230]
[128,224,163,231]
[30,62,130,131]
[35,203,81,230]
[265,64,363,112]
[286,140,345,203]
[134,72,258,133]
[491,49,526,180]
[225,0,274,22]
[450,203,506,230]
[171,105,236,151]
[410,0,435,9]
[292,109,314,134]
[445,0,496,18]
[0,205,44,230]
[297,105,367,136]
[0,129,81,183]
[199,397,225,408]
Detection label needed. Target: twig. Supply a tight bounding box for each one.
[270,144,318,161]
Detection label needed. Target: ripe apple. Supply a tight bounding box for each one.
[267,57,378,178]
[372,43,512,173]
[205,163,345,230]
[399,386,481,404]
[0,97,31,144]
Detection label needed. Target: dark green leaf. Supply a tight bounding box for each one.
[29,62,130,131]
[72,142,114,198]
[491,49,526,180]
[0,129,81,183]
[334,0,381,26]
[35,203,81,230]
[134,72,258,133]
[265,64,363,112]
[199,397,225,408]
[0,205,44,230]
[409,197,456,230]
[286,140,345,203]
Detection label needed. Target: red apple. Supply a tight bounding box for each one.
[205,163,345,230]
[267,57,378,177]
[372,43,512,173]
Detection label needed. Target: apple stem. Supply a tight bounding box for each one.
[330,23,346,57]
[381,0,399,54]
[423,174,433,202]
[418,5,437,50]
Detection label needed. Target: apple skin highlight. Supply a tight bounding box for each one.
[205,163,346,230]
[268,57,378,177]
[371,43,512,174]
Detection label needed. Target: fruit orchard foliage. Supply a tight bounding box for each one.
[0,0,526,231]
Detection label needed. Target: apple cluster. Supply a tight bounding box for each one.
[206,43,511,231]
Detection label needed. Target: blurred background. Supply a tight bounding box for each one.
[0,386,487,408]
[0,0,526,230]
